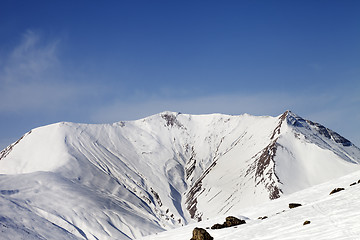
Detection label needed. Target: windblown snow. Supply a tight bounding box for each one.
[0,111,359,239]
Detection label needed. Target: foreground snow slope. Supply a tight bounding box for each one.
[141,169,360,240]
[0,111,360,239]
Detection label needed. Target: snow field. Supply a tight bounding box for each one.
[141,169,360,240]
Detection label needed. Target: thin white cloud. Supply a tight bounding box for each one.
[2,30,59,84]
[0,30,97,113]
[1,30,359,148]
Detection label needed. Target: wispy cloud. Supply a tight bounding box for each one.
[1,30,359,148]
[2,30,59,83]
[0,30,97,113]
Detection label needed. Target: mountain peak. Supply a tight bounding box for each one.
[160,111,183,127]
[1,111,360,239]
[280,111,353,147]
[159,110,181,116]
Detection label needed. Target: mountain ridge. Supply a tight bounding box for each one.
[0,111,359,239]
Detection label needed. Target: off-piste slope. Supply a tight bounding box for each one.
[141,168,360,240]
[0,111,359,239]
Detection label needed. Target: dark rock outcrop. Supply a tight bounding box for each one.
[210,223,224,230]
[224,216,246,227]
[245,141,283,201]
[211,216,246,229]
[161,113,183,128]
[289,203,302,209]
[306,120,352,146]
[350,182,357,186]
[303,220,311,225]
[190,228,213,240]
[0,131,31,161]
[329,188,345,195]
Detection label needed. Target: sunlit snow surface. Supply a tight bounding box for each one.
[0,111,359,239]
[141,170,360,240]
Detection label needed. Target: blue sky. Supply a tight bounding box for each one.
[1,0,360,149]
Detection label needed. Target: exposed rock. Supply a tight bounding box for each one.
[289,203,302,209]
[303,220,311,225]
[276,210,286,215]
[306,120,351,146]
[210,223,224,230]
[224,216,246,227]
[0,131,31,161]
[245,141,283,200]
[185,181,202,221]
[161,113,183,128]
[190,227,213,240]
[350,182,357,186]
[287,112,307,127]
[258,216,268,220]
[185,146,197,180]
[186,160,218,221]
[211,216,246,229]
[329,188,345,195]
[358,179,360,184]
[270,111,287,139]
[150,188,162,207]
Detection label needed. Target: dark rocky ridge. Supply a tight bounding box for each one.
[306,120,351,147]
[0,131,31,161]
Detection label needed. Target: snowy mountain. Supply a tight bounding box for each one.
[141,168,360,240]
[0,110,360,239]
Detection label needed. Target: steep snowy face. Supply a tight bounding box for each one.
[183,111,360,220]
[275,111,360,194]
[184,113,283,221]
[0,111,359,240]
[141,168,360,240]
[0,124,73,174]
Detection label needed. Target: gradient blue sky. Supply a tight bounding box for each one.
[1,0,360,149]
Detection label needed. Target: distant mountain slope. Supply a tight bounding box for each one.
[0,111,359,239]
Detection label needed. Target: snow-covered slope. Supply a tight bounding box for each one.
[141,169,360,240]
[0,111,359,239]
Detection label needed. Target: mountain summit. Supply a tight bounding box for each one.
[1,111,360,239]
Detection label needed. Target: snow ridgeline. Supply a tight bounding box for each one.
[0,111,360,239]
